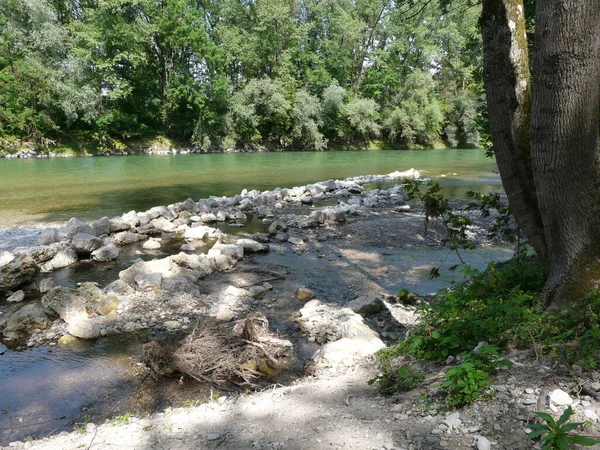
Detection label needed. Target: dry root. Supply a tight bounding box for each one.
[142,314,292,388]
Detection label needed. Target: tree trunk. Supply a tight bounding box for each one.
[530,0,600,304]
[480,0,547,261]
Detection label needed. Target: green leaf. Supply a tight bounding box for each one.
[535,411,557,427]
[556,406,574,426]
[560,422,583,432]
[569,435,600,446]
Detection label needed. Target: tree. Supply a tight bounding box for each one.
[481,0,600,305]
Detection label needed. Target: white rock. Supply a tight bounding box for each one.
[550,389,573,406]
[7,290,25,303]
[477,436,491,450]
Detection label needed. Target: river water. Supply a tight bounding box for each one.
[0,149,500,229]
[0,149,505,445]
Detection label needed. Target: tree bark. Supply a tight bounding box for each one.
[481,0,547,261]
[530,0,600,304]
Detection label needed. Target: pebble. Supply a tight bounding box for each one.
[550,389,573,406]
[477,436,491,450]
[206,432,224,441]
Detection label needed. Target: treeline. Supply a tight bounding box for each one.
[0,0,484,152]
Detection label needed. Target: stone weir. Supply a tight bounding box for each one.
[0,169,419,346]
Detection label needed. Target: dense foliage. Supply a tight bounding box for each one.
[0,0,485,152]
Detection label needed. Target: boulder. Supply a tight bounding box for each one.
[143,239,162,250]
[201,213,218,223]
[0,252,38,291]
[135,272,163,290]
[211,254,236,271]
[37,228,59,245]
[3,304,51,340]
[7,290,25,303]
[347,296,383,315]
[122,210,140,227]
[77,282,119,315]
[148,205,177,221]
[268,220,288,235]
[91,217,111,236]
[41,286,87,323]
[71,233,104,254]
[150,217,176,233]
[216,211,229,222]
[39,278,56,293]
[135,224,162,236]
[179,198,198,213]
[119,257,171,285]
[113,231,148,246]
[236,238,269,253]
[208,242,244,260]
[184,226,210,240]
[91,243,120,262]
[171,252,213,277]
[13,245,58,264]
[40,248,77,272]
[65,218,95,238]
[67,319,100,340]
[109,217,131,233]
[137,212,151,226]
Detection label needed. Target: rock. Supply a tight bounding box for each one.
[138,212,151,226]
[135,272,163,290]
[41,286,87,323]
[7,290,25,303]
[91,217,111,236]
[13,245,59,264]
[38,228,59,245]
[77,282,119,315]
[216,307,235,322]
[297,287,315,302]
[201,213,218,223]
[180,198,198,213]
[212,254,236,271]
[105,279,135,296]
[236,238,269,253]
[122,210,140,227]
[3,304,51,339]
[224,285,249,298]
[274,233,289,242]
[184,226,211,240]
[268,220,288,235]
[180,243,196,252]
[113,231,148,246]
[40,248,77,272]
[109,217,132,233]
[208,242,244,260]
[550,389,573,406]
[347,296,383,315]
[148,205,177,221]
[288,237,304,246]
[65,218,95,238]
[164,320,180,330]
[1,253,39,290]
[477,436,491,450]
[135,224,162,236]
[150,217,177,233]
[216,211,229,222]
[248,286,266,297]
[143,239,162,250]
[119,258,171,285]
[71,233,104,254]
[171,253,213,277]
[39,278,56,293]
[67,319,100,339]
[91,243,120,262]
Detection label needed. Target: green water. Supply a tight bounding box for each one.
[0,149,500,228]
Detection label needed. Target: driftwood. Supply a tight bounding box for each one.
[142,314,292,388]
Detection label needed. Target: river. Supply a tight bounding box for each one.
[0,149,500,229]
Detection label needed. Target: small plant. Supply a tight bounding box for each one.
[527,407,600,449]
[368,364,424,394]
[441,345,512,408]
[112,413,133,426]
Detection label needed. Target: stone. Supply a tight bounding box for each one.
[208,242,244,260]
[180,198,198,213]
[248,286,267,297]
[201,213,218,223]
[216,211,229,222]
[268,220,288,235]
[347,296,383,315]
[67,319,100,339]
[6,290,25,303]
[3,304,51,339]
[1,253,38,290]
[122,210,140,227]
[184,226,210,240]
[476,436,491,450]
[150,217,177,233]
[148,205,178,221]
[41,286,87,323]
[225,285,249,298]
[550,389,573,406]
[40,248,77,272]
[236,238,269,253]
[164,320,180,330]
[180,243,196,252]
[39,278,56,293]
[13,245,58,264]
[113,231,148,246]
[91,243,120,262]
[135,272,163,290]
[65,218,95,238]
[216,307,235,322]
[90,217,111,236]
[171,253,213,278]
[118,257,171,285]
[297,287,315,302]
[212,254,236,271]
[71,233,104,254]
[105,279,135,296]
[38,228,59,245]
[143,239,162,250]
[109,217,132,233]
[288,237,304,246]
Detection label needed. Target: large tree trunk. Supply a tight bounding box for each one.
[480,0,547,262]
[530,0,600,304]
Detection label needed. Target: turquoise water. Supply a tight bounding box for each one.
[0,150,499,228]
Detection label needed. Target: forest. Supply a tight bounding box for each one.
[0,0,484,153]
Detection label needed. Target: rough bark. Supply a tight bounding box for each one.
[530,0,600,304]
[481,0,547,262]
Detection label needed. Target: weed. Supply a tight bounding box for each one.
[527,407,600,449]
[112,413,133,426]
[368,364,424,395]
